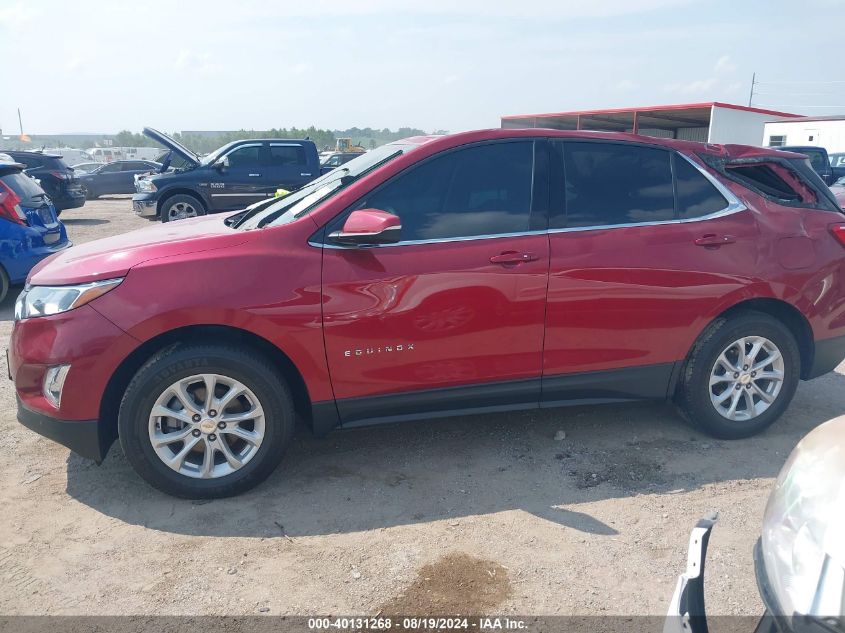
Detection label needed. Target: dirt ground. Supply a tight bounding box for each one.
[0,196,843,618]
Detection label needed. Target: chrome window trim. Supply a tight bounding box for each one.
[312,150,747,249]
[221,143,263,159]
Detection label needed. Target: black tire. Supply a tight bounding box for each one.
[84,186,97,200]
[118,344,295,498]
[676,311,801,439]
[160,194,206,223]
[0,266,9,303]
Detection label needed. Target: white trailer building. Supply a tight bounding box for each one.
[502,102,800,145]
[762,116,845,154]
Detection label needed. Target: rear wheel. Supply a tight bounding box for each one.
[118,344,295,498]
[84,186,98,200]
[160,194,205,223]
[676,311,800,439]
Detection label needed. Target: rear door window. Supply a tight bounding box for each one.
[553,141,674,228]
[673,155,728,219]
[267,144,307,166]
[353,141,537,241]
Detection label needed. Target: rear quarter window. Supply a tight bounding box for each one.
[673,155,729,219]
[725,164,803,202]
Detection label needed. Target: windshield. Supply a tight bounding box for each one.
[200,142,239,166]
[233,143,412,230]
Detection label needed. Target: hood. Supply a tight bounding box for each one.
[143,127,200,167]
[28,214,248,286]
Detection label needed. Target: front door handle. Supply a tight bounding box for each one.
[694,234,736,247]
[490,251,539,264]
[248,173,262,177]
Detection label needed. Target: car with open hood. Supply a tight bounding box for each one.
[10,129,845,498]
[132,127,321,222]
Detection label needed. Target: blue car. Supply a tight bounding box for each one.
[0,155,71,301]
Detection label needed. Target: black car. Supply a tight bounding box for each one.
[76,160,161,199]
[133,128,322,222]
[5,151,85,213]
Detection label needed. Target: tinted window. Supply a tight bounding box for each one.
[558,142,674,228]
[268,144,306,166]
[1,172,44,201]
[357,141,534,241]
[674,155,728,219]
[726,164,802,202]
[98,163,120,173]
[227,145,261,167]
[17,155,43,169]
[122,162,147,171]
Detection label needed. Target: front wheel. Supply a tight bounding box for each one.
[118,344,295,498]
[160,194,206,223]
[676,311,801,439]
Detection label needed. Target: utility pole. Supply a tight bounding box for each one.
[748,72,756,107]
[17,108,23,135]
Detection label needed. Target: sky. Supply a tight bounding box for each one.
[2,0,845,135]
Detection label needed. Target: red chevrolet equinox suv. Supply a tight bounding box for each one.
[10,129,845,498]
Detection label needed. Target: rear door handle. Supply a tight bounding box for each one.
[490,251,538,264]
[694,234,736,247]
[249,173,262,177]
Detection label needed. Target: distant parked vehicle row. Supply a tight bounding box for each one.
[0,154,70,301]
[5,151,85,213]
[133,127,325,222]
[76,160,161,199]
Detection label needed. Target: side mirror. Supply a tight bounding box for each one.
[216,156,230,171]
[329,209,401,246]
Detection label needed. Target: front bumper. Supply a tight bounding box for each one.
[53,189,86,211]
[17,395,105,462]
[665,514,717,633]
[132,194,158,218]
[666,519,839,633]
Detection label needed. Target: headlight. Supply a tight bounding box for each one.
[136,178,156,193]
[14,278,123,320]
[761,417,845,618]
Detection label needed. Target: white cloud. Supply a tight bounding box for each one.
[714,55,736,73]
[175,50,221,76]
[614,79,639,91]
[239,0,697,19]
[290,63,312,75]
[664,77,719,94]
[0,2,40,30]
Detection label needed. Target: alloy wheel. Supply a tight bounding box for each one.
[167,201,198,220]
[709,336,785,422]
[148,374,265,479]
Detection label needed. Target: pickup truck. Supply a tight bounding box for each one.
[777,145,837,185]
[133,128,323,222]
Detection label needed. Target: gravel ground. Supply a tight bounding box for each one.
[0,196,843,617]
